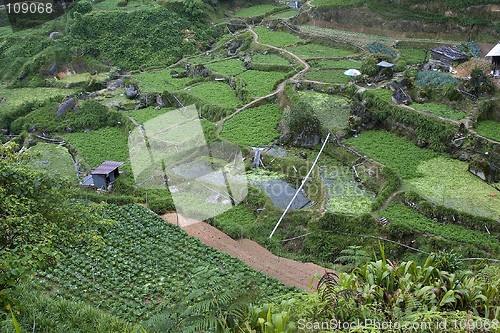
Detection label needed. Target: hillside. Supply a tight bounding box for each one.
[1,0,500,332]
[304,0,500,42]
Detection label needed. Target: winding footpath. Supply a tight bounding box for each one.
[216,26,311,132]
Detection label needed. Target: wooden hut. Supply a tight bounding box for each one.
[81,161,124,190]
[430,46,468,71]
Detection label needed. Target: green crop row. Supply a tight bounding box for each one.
[37,204,291,321]
[253,27,303,47]
[63,127,130,168]
[476,120,500,142]
[382,203,500,255]
[286,44,357,59]
[221,104,283,147]
[345,130,438,179]
[412,102,466,120]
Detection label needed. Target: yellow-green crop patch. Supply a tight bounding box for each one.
[286,44,357,59]
[234,4,284,17]
[236,70,289,98]
[63,127,129,168]
[311,0,363,8]
[253,27,303,47]
[134,68,195,93]
[412,102,466,120]
[221,104,282,146]
[476,120,500,142]
[407,157,500,220]
[124,107,174,124]
[304,69,351,84]
[252,53,290,66]
[206,59,246,76]
[297,91,351,131]
[0,87,72,128]
[309,59,361,69]
[397,47,426,65]
[184,82,242,109]
[270,9,298,19]
[26,143,77,182]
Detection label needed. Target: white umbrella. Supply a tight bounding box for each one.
[344,69,361,77]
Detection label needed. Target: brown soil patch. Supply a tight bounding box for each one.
[162,213,328,291]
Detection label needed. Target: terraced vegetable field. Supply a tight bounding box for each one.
[236,70,289,98]
[234,4,283,17]
[346,130,438,179]
[252,53,290,66]
[63,127,129,168]
[134,68,194,93]
[221,104,282,146]
[124,107,174,124]
[26,143,76,182]
[476,120,500,142]
[286,44,357,59]
[407,157,500,220]
[37,204,289,321]
[304,69,351,84]
[0,87,72,128]
[184,82,241,109]
[206,59,246,76]
[297,91,351,131]
[412,102,466,120]
[253,27,303,47]
[382,204,500,255]
[309,59,361,69]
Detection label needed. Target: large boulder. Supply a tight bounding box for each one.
[56,98,77,117]
[125,85,139,99]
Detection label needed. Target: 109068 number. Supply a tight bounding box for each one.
[6,2,54,14]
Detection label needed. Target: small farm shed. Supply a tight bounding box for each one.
[485,43,500,76]
[430,46,468,71]
[289,0,301,8]
[81,161,124,190]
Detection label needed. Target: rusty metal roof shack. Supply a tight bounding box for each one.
[430,46,469,70]
[90,161,124,190]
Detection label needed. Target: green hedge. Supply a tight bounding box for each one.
[363,91,457,152]
[402,191,500,234]
[371,167,401,211]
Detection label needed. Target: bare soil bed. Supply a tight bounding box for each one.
[163,213,327,290]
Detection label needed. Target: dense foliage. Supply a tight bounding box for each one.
[11,100,128,133]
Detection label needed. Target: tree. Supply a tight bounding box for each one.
[0,144,110,316]
[285,100,321,145]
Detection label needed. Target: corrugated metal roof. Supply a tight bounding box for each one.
[91,161,124,175]
[486,43,500,57]
[431,46,468,61]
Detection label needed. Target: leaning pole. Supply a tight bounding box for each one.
[269,132,331,238]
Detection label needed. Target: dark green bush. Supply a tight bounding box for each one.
[367,42,397,59]
[11,100,129,133]
[416,71,458,87]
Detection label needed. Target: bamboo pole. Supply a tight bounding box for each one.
[269,132,331,238]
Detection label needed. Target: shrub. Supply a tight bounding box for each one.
[416,71,458,87]
[367,42,397,59]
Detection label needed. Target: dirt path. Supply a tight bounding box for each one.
[162,213,328,291]
[216,26,311,133]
